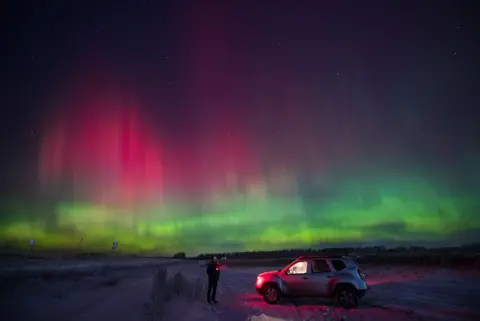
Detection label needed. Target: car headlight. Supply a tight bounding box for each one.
[256,276,263,287]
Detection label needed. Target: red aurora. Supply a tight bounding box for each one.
[39,91,164,207]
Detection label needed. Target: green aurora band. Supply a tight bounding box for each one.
[1,175,478,254]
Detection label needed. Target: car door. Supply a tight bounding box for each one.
[282,260,311,295]
[308,259,335,295]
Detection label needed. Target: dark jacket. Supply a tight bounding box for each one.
[206,261,220,282]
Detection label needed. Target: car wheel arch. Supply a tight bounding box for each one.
[332,282,357,295]
[262,281,282,293]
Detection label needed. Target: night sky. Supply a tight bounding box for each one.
[1,0,479,254]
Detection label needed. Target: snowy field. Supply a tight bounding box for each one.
[195,265,479,321]
[1,259,479,321]
[0,258,177,321]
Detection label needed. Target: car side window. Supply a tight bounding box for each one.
[311,259,331,273]
[287,260,308,274]
[331,259,346,271]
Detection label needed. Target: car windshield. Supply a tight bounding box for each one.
[278,258,297,271]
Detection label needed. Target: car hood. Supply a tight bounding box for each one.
[258,270,279,277]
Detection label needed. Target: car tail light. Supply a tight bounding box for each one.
[357,268,365,280]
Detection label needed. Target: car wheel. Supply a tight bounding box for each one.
[262,284,281,304]
[336,286,358,309]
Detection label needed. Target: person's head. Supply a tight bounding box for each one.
[212,256,218,263]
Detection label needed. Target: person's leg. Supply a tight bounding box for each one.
[207,280,213,302]
[211,281,218,302]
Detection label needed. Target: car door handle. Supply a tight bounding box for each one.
[302,276,308,280]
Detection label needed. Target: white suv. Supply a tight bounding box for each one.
[255,256,368,309]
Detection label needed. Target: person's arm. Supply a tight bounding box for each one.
[216,263,220,278]
[206,263,213,277]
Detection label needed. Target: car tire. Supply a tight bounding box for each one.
[262,284,281,304]
[335,285,358,309]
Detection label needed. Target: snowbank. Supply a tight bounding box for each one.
[149,262,205,321]
[245,314,290,321]
[245,308,349,321]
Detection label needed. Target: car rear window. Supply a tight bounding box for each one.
[331,259,346,271]
[311,259,331,273]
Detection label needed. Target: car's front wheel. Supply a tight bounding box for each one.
[336,285,359,309]
[262,284,281,304]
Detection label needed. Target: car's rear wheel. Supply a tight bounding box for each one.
[336,285,358,309]
[262,284,281,304]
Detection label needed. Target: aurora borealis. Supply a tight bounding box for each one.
[1,1,479,254]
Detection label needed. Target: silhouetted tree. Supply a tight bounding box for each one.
[173,252,186,259]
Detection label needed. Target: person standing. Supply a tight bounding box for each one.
[206,256,220,303]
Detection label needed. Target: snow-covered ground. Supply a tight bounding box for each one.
[0,259,174,321]
[1,260,478,321]
[195,265,479,321]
